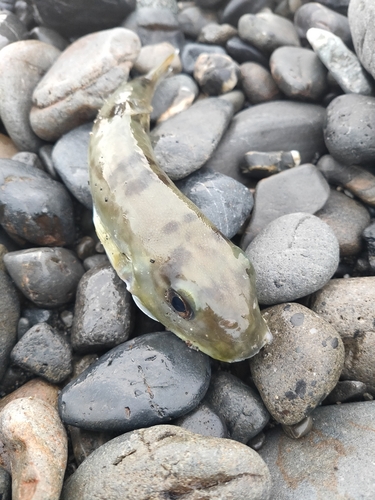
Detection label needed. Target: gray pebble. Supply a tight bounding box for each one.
[363,221,375,272]
[61,425,272,500]
[71,264,133,353]
[323,380,367,405]
[250,303,344,425]
[151,74,198,123]
[52,122,93,209]
[240,150,300,179]
[193,53,240,95]
[11,151,44,171]
[177,6,217,39]
[348,0,375,81]
[11,322,72,383]
[177,169,253,238]
[180,42,226,74]
[0,9,27,49]
[28,26,69,51]
[0,270,20,381]
[221,0,271,27]
[240,62,281,104]
[246,213,339,305]
[83,254,109,271]
[226,36,269,67]
[198,22,237,45]
[174,402,228,438]
[282,416,313,439]
[218,89,245,113]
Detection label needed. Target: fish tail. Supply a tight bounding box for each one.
[146,51,178,85]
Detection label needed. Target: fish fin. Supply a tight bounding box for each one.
[132,294,159,322]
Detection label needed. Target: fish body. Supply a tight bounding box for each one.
[89,55,271,362]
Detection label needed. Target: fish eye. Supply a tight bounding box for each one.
[166,289,194,320]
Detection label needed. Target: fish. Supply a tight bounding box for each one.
[88,54,272,362]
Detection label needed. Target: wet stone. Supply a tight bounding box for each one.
[348,0,375,81]
[240,150,300,179]
[242,164,330,246]
[315,189,371,256]
[323,380,367,405]
[259,402,375,499]
[246,213,339,305]
[0,9,27,49]
[11,322,72,383]
[177,6,217,40]
[198,22,237,45]
[0,270,20,381]
[3,247,85,308]
[270,46,328,102]
[30,28,141,141]
[238,12,300,56]
[193,53,240,96]
[174,402,228,438]
[226,36,269,67]
[177,169,253,239]
[61,425,272,500]
[250,303,344,425]
[180,42,226,74]
[151,97,233,180]
[0,40,60,152]
[220,0,271,27]
[151,74,198,123]
[59,331,211,432]
[28,26,69,51]
[52,122,93,209]
[203,371,270,443]
[71,264,133,353]
[240,62,281,104]
[306,28,374,96]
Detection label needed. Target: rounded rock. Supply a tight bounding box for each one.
[180,42,226,74]
[198,22,237,45]
[348,0,375,81]
[240,62,281,104]
[0,270,20,381]
[226,36,269,67]
[194,52,240,95]
[174,402,228,438]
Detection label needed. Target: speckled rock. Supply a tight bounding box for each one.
[259,402,375,499]
[246,213,339,305]
[174,402,228,438]
[0,378,59,412]
[250,303,344,425]
[61,425,272,500]
[0,397,67,500]
[348,0,375,81]
[151,74,198,123]
[0,271,20,381]
[193,52,240,95]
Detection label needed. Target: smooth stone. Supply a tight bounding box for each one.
[151,74,198,123]
[11,151,44,171]
[205,101,326,183]
[317,154,375,205]
[0,159,75,246]
[10,323,72,383]
[294,2,351,45]
[52,122,92,209]
[30,28,141,141]
[133,42,181,75]
[23,308,53,327]
[29,26,69,51]
[71,264,133,353]
[83,254,109,271]
[0,271,20,381]
[174,402,228,438]
[193,52,240,95]
[61,424,272,500]
[246,213,339,305]
[39,144,59,179]
[198,22,237,45]
[363,221,375,272]
[306,27,373,95]
[270,46,328,101]
[180,42,226,74]
[0,40,60,152]
[0,134,18,158]
[59,331,211,432]
[150,97,233,180]
[226,36,269,67]
[221,0,271,27]
[240,62,281,104]
[0,398,67,499]
[0,378,59,412]
[238,12,300,56]
[0,467,10,500]
[240,150,301,179]
[3,248,85,308]
[203,371,270,443]
[282,416,313,439]
[315,189,371,256]
[75,236,96,261]
[25,0,135,38]
[177,6,217,39]
[250,303,344,425]
[323,380,367,405]
[176,169,253,238]
[312,0,349,15]
[69,426,113,466]
[259,402,375,499]
[309,277,375,394]
[242,164,330,246]
[218,89,245,113]
[0,9,27,49]
[348,0,375,81]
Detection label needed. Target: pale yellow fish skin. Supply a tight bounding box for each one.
[89,55,271,362]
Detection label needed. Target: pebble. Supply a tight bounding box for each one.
[177,168,253,238]
[363,222,375,272]
[306,28,374,95]
[323,380,367,405]
[0,397,67,500]
[52,122,93,209]
[205,101,326,183]
[203,371,270,443]
[348,0,375,81]
[30,28,141,141]
[281,416,313,440]
[309,277,375,395]
[0,40,60,152]
[241,163,330,246]
[245,213,339,305]
[238,12,300,55]
[0,133,18,158]
[226,36,269,67]
[151,74,198,123]
[0,9,27,49]
[59,331,211,432]
[61,425,272,500]
[133,42,181,75]
[150,97,233,180]
[75,236,96,261]
[3,247,85,308]
[174,402,228,438]
[198,22,237,45]
[180,42,226,74]
[240,150,300,179]
[0,467,10,500]
[259,402,375,499]
[0,159,75,246]
[10,322,72,383]
[28,26,69,51]
[0,378,59,412]
[221,0,271,26]
[317,154,375,206]
[83,254,109,271]
[250,303,344,425]
[71,264,133,353]
[219,89,245,112]
[270,46,328,101]
[0,270,20,381]
[177,6,217,39]
[325,93,375,165]
[315,188,371,256]
[193,52,240,95]
[12,151,44,171]
[240,62,281,104]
